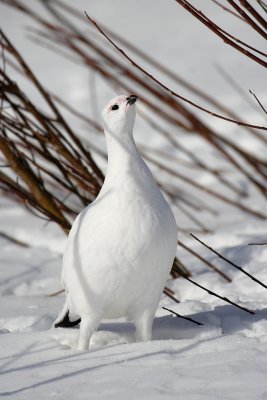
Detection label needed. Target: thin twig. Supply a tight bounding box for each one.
[162,306,203,326]
[212,0,247,22]
[184,275,255,314]
[0,231,29,247]
[175,0,267,62]
[145,153,267,219]
[228,0,267,33]
[190,234,267,290]
[248,242,267,246]
[48,288,64,297]
[163,287,180,303]
[15,4,267,195]
[249,90,267,115]
[173,258,254,314]
[256,0,267,14]
[84,12,267,130]
[178,240,232,282]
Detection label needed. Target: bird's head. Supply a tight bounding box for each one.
[102,95,138,137]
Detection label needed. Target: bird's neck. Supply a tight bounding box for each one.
[103,129,145,186]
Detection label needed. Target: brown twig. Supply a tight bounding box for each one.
[212,0,247,22]
[227,0,267,34]
[256,0,267,14]
[145,153,267,219]
[163,287,180,303]
[0,133,69,230]
[0,231,29,247]
[175,0,267,64]
[1,2,266,274]
[8,1,266,198]
[171,257,191,278]
[84,12,267,129]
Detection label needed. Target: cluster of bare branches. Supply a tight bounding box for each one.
[177,0,267,68]
[0,29,104,232]
[0,0,267,309]
[1,0,266,229]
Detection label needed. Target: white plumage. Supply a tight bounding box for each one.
[55,95,177,350]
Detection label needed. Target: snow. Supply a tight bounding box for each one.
[0,0,267,399]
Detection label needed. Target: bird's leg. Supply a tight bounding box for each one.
[76,316,99,351]
[134,311,154,342]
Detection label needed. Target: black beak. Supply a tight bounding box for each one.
[126,95,138,105]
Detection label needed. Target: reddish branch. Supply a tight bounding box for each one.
[27,30,267,213]
[226,0,267,37]
[52,0,257,122]
[0,31,105,232]
[29,15,267,195]
[3,0,267,204]
[84,12,267,128]
[174,0,267,66]
[163,288,180,304]
[238,0,267,29]
[212,0,247,22]
[0,231,29,247]
[1,3,267,282]
[145,153,267,219]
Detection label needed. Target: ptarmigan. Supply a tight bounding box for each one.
[54,95,177,350]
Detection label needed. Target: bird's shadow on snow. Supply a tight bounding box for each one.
[50,304,267,350]
[1,306,267,396]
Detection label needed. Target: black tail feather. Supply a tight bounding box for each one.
[54,310,81,328]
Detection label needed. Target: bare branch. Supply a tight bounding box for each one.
[172,258,255,314]
[178,240,232,282]
[249,90,267,115]
[162,306,203,326]
[190,234,267,290]
[84,12,267,130]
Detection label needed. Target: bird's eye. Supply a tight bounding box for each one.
[111,104,119,111]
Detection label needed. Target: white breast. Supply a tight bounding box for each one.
[63,158,177,319]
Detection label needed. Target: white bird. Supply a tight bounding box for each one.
[54,95,177,350]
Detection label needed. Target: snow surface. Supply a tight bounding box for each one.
[0,1,267,399]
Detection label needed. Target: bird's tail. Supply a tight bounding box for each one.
[54,302,81,328]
